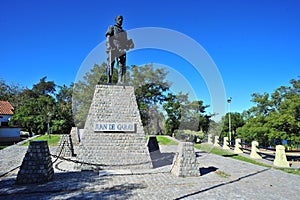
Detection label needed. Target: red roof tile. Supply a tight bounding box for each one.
[0,101,14,115]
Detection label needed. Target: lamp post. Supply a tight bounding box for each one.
[47,111,51,139]
[227,97,232,145]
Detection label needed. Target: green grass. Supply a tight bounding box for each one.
[0,145,9,150]
[146,135,178,145]
[279,168,300,175]
[156,136,178,145]
[215,170,231,178]
[195,143,300,176]
[21,134,61,146]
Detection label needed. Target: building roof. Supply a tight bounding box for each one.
[0,101,14,115]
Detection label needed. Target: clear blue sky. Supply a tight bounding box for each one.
[1,0,300,115]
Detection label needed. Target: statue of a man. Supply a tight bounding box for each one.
[105,15,134,84]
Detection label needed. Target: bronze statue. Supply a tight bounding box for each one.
[105,15,134,84]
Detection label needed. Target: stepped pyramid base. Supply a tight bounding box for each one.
[16,141,54,184]
[77,84,152,170]
[56,134,75,157]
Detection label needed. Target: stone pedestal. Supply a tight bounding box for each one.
[56,134,75,157]
[273,145,290,168]
[16,141,54,184]
[171,142,199,177]
[77,85,152,170]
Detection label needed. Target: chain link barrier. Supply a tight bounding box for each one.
[0,141,66,178]
[50,141,178,173]
[1,141,178,178]
[52,141,66,164]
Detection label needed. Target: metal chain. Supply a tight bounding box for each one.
[0,142,66,178]
[51,151,177,169]
[52,141,66,164]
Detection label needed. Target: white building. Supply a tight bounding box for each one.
[0,101,20,143]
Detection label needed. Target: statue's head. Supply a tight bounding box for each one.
[115,15,123,26]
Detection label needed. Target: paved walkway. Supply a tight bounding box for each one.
[0,141,299,199]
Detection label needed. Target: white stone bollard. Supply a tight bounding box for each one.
[207,133,213,144]
[214,136,221,147]
[223,137,230,149]
[234,138,243,154]
[250,141,262,159]
[273,145,290,168]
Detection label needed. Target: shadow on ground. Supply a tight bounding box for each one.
[0,171,146,199]
[222,154,239,157]
[195,151,207,157]
[175,168,270,200]
[199,166,218,176]
[150,151,176,168]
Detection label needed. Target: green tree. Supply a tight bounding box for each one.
[0,79,24,107]
[52,84,74,134]
[236,115,270,146]
[206,120,223,138]
[163,93,181,135]
[180,100,211,132]
[72,62,213,138]
[129,64,170,132]
[265,80,300,146]
[9,77,74,136]
[221,112,245,139]
[73,63,109,128]
[73,63,169,130]
[32,76,56,96]
[236,77,300,147]
[10,95,56,136]
[164,92,211,135]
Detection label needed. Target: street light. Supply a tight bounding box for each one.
[227,97,232,145]
[47,111,52,139]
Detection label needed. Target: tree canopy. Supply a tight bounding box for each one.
[236,77,300,147]
[72,63,212,135]
[5,77,74,136]
[220,112,245,139]
[4,67,298,147]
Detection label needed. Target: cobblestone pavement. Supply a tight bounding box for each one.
[0,144,27,177]
[0,143,299,199]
